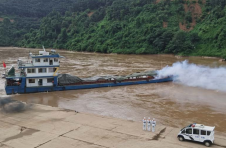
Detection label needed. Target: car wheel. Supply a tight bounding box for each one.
[204,141,211,147]
[178,136,184,141]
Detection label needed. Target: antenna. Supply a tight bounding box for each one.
[42,45,46,52]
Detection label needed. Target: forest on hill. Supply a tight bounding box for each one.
[0,0,226,58]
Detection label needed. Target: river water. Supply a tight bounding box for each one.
[0,47,226,132]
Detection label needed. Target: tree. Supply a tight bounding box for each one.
[165,31,192,54]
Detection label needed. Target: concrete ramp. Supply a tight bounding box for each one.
[0,104,225,148]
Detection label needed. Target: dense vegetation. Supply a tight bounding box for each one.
[0,0,226,58]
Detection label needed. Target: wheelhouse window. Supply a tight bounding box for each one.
[27,68,36,73]
[207,131,211,136]
[38,68,47,73]
[193,129,199,135]
[29,79,35,83]
[43,58,48,62]
[49,68,57,72]
[186,128,192,134]
[47,78,54,83]
[35,58,40,62]
[201,130,206,135]
[54,58,58,62]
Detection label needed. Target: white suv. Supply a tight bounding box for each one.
[177,123,215,147]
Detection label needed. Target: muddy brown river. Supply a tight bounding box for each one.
[0,47,226,132]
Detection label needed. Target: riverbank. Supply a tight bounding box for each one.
[0,104,225,148]
[1,47,225,61]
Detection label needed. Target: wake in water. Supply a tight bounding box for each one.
[157,60,226,92]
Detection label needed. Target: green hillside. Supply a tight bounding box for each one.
[0,0,226,58]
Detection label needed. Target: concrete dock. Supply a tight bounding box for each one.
[0,104,225,148]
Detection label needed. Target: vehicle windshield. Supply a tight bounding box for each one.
[181,124,193,131]
[180,127,186,131]
[187,124,192,127]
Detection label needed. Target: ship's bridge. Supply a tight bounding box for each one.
[17,49,64,76]
[18,49,64,68]
[15,48,64,87]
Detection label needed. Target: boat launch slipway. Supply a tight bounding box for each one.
[4,48,173,95]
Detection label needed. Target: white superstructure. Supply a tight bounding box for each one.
[17,48,63,87]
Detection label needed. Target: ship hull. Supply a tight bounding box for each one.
[5,77,172,95]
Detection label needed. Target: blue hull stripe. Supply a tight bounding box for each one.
[5,77,172,95]
[26,76,55,78]
[6,76,55,79]
[19,65,59,68]
[31,55,61,58]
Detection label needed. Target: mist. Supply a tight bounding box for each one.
[157,60,226,92]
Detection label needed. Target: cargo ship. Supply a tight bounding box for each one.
[4,48,173,95]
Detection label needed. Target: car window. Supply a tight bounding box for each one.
[207,131,211,136]
[201,130,206,135]
[182,130,185,133]
[193,129,199,135]
[186,128,192,134]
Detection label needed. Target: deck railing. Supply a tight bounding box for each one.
[18,60,31,67]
